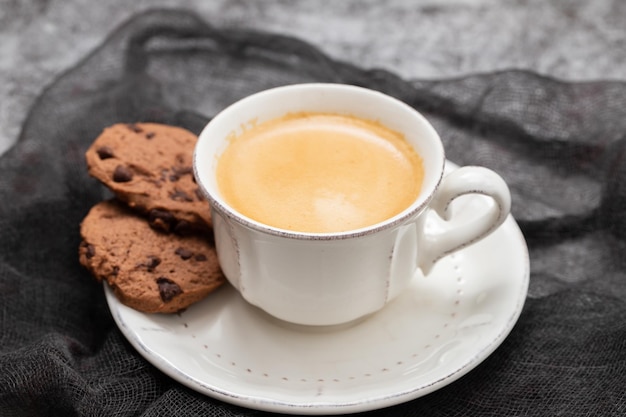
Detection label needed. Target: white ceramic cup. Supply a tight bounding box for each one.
[194,83,511,326]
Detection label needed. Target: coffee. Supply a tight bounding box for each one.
[216,112,424,233]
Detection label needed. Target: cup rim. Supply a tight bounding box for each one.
[193,83,446,240]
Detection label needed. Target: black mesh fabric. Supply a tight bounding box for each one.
[1,8,626,417]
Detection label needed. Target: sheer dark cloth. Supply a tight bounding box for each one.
[1,8,625,417]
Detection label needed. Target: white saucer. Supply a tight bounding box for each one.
[105,168,529,415]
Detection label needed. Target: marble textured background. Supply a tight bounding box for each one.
[1,0,624,155]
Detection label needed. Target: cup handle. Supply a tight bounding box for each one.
[418,166,511,275]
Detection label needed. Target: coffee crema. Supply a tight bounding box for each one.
[216,112,424,233]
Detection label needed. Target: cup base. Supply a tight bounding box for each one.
[254,303,374,333]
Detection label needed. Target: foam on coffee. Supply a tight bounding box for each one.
[216,112,424,233]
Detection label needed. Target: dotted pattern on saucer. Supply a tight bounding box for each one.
[178,253,465,385]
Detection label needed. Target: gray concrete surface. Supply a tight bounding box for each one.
[1,0,624,155]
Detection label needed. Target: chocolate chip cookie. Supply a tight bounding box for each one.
[79,200,224,313]
[85,123,210,234]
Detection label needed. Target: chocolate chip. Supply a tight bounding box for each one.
[194,254,207,262]
[96,146,115,160]
[145,132,155,139]
[127,123,143,133]
[148,209,176,232]
[144,255,161,271]
[111,266,119,276]
[168,166,193,182]
[173,166,193,176]
[150,218,169,232]
[173,220,193,236]
[175,247,193,260]
[156,277,183,302]
[83,242,96,259]
[169,188,193,202]
[112,165,133,182]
